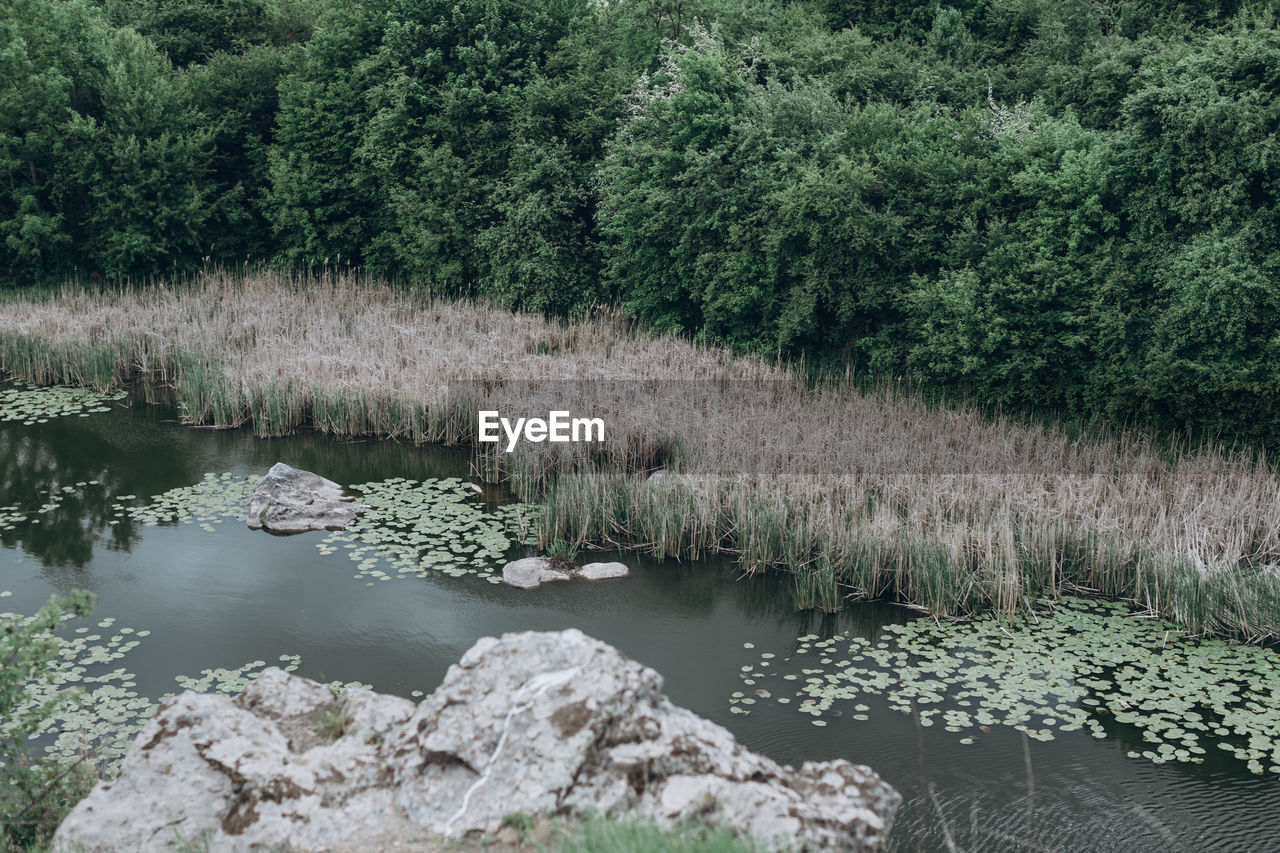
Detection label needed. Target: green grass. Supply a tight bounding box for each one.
[553,817,759,853]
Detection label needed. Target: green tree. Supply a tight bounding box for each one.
[597,27,750,335]
[907,111,1120,410]
[1141,229,1280,439]
[0,0,102,282]
[186,45,290,262]
[1,0,213,281]
[266,0,389,266]
[66,26,213,278]
[356,0,585,285]
[98,0,319,66]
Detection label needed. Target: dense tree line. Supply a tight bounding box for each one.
[3,0,1278,441]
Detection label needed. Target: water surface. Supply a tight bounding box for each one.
[1,392,1276,852]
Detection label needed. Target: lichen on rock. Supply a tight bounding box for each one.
[54,630,900,852]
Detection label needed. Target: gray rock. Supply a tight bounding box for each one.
[246,462,366,534]
[500,557,571,589]
[577,561,630,580]
[502,558,631,588]
[54,631,899,852]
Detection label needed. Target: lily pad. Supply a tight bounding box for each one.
[318,477,539,584]
[730,598,1280,775]
[0,383,126,424]
[2,599,380,775]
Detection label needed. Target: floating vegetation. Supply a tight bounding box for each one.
[0,383,125,424]
[733,598,1280,775]
[0,504,26,530]
[319,477,539,585]
[111,472,258,527]
[174,658,370,695]
[0,482,99,530]
[110,473,539,587]
[1,595,373,773]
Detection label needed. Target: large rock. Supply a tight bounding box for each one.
[500,557,572,589]
[246,462,366,533]
[501,558,630,588]
[54,631,899,852]
[577,561,630,580]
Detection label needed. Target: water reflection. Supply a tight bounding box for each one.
[0,388,474,581]
[0,422,139,578]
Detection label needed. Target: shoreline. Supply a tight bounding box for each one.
[3,271,1279,641]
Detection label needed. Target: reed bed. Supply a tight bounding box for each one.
[2,270,1278,639]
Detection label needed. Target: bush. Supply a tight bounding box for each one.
[1,591,98,850]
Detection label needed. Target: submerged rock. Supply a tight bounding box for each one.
[246,462,366,534]
[53,630,899,852]
[501,558,631,588]
[500,556,571,589]
[577,561,630,580]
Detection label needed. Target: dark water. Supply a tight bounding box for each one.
[1,394,1277,852]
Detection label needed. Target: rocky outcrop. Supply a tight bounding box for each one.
[501,558,630,588]
[246,462,366,533]
[54,630,899,852]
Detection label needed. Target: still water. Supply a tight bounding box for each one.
[1,392,1277,852]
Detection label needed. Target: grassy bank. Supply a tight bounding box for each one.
[2,271,1279,639]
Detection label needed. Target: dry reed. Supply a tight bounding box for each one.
[2,270,1278,638]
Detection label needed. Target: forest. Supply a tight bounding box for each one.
[3,0,1278,441]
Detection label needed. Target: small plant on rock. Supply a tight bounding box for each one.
[545,538,580,574]
[308,703,352,745]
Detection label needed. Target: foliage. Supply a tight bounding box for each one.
[4,0,1280,442]
[0,591,96,849]
[557,816,759,853]
[265,0,390,268]
[735,597,1280,775]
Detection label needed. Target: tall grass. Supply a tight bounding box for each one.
[2,270,1279,639]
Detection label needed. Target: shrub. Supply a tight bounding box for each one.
[1,591,98,850]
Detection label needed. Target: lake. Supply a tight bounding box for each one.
[1,388,1277,851]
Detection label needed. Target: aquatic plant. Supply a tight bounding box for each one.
[111,470,538,583]
[5,273,1280,638]
[732,598,1280,774]
[112,472,258,529]
[319,477,539,585]
[0,481,100,534]
[0,591,97,849]
[0,382,125,425]
[1,593,373,775]
[0,504,26,531]
[173,659,369,695]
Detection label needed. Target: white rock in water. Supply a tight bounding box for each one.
[246,462,366,534]
[501,557,570,589]
[53,630,900,852]
[577,561,630,580]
